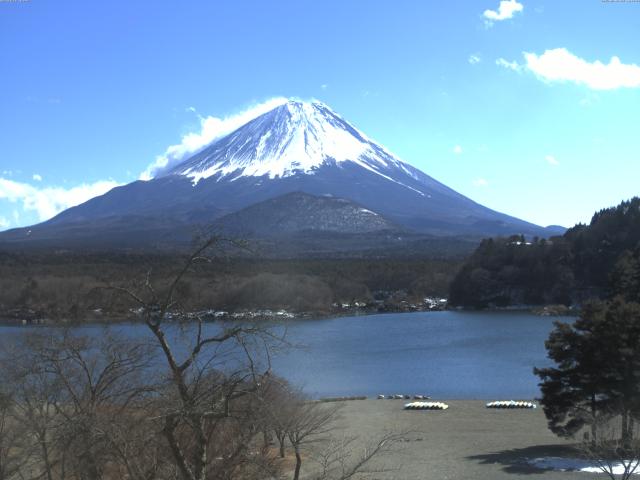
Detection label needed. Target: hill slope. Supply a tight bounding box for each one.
[449,197,640,307]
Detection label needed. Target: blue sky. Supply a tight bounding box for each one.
[1,0,639,230]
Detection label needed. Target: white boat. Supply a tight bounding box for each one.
[404,401,449,410]
[486,400,537,409]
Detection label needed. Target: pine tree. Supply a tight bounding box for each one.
[535,298,640,445]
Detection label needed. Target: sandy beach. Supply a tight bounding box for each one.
[303,399,602,480]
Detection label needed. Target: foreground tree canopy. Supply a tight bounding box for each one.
[535,297,640,445]
[0,237,401,480]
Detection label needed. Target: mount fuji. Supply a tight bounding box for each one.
[0,99,563,253]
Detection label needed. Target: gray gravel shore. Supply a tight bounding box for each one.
[304,399,602,480]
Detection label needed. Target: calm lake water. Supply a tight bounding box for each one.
[0,311,569,400]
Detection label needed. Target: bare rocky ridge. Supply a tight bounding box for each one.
[214,191,399,235]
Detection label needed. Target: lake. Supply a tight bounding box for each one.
[0,310,569,400]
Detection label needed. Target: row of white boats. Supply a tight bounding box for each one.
[404,401,449,410]
[485,400,537,409]
[376,394,537,410]
[377,394,431,400]
[401,400,538,411]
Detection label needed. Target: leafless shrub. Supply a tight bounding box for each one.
[310,432,405,480]
[0,237,406,480]
[580,413,640,480]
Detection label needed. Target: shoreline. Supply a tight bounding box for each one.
[0,304,446,326]
[316,396,541,402]
[0,303,577,327]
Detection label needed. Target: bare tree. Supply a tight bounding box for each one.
[310,432,404,480]
[0,390,31,480]
[0,236,402,480]
[5,347,64,480]
[42,332,159,480]
[257,366,406,480]
[259,376,297,459]
[1,330,163,480]
[285,398,342,480]
[107,236,285,480]
[0,237,287,480]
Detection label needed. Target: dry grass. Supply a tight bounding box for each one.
[299,399,601,480]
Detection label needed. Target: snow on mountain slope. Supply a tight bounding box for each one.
[0,98,560,250]
[166,100,425,195]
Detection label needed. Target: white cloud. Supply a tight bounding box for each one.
[32,173,42,181]
[496,58,522,72]
[0,177,120,222]
[522,48,640,90]
[0,216,9,230]
[483,0,523,26]
[468,54,481,65]
[453,145,463,154]
[545,155,559,166]
[473,178,489,187]
[321,84,328,90]
[140,97,288,180]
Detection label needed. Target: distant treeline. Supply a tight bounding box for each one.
[450,197,640,308]
[0,252,462,322]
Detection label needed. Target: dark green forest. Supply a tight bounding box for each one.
[450,197,640,308]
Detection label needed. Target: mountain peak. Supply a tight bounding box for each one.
[282,97,325,108]
[0,98,555,249]
[280,98,331,112]
[166,99,413,186]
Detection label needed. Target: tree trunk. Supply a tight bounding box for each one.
[79,451,100,480]
[590,393,597,446]
[293,445,302,480]
[279,438,286,458]
[621,409,630,448]
[163,418,195,480]
[193,419,208,480]
[39,435,54,480]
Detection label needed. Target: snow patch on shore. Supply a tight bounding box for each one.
[528,456,640,475]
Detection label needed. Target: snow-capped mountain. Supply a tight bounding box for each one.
[0,99,563,251]
[168,101,425,194]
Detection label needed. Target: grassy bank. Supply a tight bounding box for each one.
[299,399,596,479]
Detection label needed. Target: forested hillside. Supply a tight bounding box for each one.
[450,197,640,308]
[0,253,461,323]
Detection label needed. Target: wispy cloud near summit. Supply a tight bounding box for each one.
[140,97,288,180]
